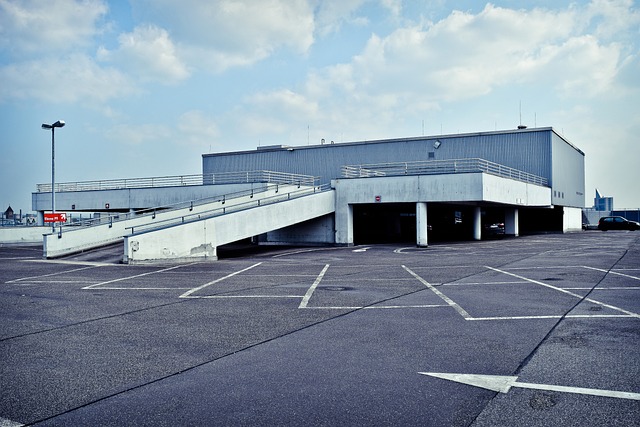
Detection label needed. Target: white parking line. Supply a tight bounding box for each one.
[485,266,640,319]
[179,262,262,298]
[582,266,640,281]
[6,265,101,284]
[299,264,330,308]
[402,265,471,319]
[83,263,199,290]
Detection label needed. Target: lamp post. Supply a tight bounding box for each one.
[41,120,65,231]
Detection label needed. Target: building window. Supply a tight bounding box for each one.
[428,152,435,159]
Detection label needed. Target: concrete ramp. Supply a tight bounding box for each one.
[124,189,335,263]
[43,184,304,258]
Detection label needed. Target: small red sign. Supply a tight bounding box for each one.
[375,195,381,202]
[44,213,67,223]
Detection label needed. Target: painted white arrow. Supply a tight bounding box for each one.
[419,372,640,401]
[352,247,370,252]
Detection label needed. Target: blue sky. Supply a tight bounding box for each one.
[1,0,639,213]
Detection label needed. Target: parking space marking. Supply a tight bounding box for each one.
[469,315,633,321]
[298,264,330,308]
[6,265,102,284]
[582,266,640,281]
[83,263,199,290]
[486,266,640,319]
[302,304,449,310]
[402,265,472,319]
[180,262,262,298]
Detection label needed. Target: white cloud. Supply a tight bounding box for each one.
[108,123,170,146]
[0,0,108,56]
[0,54,135,104]
[225,1,638,144]
[177,110,219,147]
[131,0,315,72]
[98,25,190,84]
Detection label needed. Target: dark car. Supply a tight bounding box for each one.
[598,216,640,231]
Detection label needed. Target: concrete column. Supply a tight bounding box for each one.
[335,203,354,246]
[505,208,519,236]
[416,202,428,247]
[473,206,482,240]
[37,211,44,226]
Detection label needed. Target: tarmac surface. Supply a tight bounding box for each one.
[1,232,639,426]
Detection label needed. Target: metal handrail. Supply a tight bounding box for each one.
[341,158,548,186]
[55,181,311,230]
[126,184,333,236]
[36,170,316,192]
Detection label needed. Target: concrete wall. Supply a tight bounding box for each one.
[43,184,304,258]
[260,215,335,245]
[563,206,583,232]
[124,190,335,263]
[0,227,48,245]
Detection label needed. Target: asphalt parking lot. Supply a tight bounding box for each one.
[1,232,639,426]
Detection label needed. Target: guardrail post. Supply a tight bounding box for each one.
[109,216,113,228]
[58,226,62,239]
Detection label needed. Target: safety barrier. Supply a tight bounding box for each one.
[341,158,548,186]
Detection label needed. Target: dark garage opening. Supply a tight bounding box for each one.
[353,203,474,245]
[353,203,416,244]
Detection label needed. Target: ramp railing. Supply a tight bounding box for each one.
[126,184,333,236]
[341,158,548,186]
[36,170,316,192]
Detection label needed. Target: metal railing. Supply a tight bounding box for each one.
[341,158,548,186]
[125,184,333,236]
[53,181,316,231]
[37,170,316,192]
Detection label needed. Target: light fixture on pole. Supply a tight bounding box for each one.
[41,120,65,232]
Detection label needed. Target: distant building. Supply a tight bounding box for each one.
[593,189,613,211]
[4,206,14,219]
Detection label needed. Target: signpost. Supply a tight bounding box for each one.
[44,213,67,223]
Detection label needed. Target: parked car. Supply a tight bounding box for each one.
[598,216,640,231]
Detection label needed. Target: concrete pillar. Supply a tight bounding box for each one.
[335,203,354,246]
[505,208,519,236]
[416,202,428,247]
[473,206,482,240]
[37,211,44,226]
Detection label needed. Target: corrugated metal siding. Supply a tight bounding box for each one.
[202,129,555,186]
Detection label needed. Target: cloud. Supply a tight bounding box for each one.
[226,1,638,143]
[131,0,315,72]
[0,54,135,104]
[177,110,220,147]
[0,0,108,56]
[108,123,170,146]
[98,25,190,84]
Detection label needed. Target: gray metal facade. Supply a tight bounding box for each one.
[202,127,585,208]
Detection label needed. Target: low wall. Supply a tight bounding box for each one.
[124,191,335,263]
[0,227,48,245]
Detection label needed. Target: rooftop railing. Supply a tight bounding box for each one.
[341,158,548,186]
[37,170,317,193]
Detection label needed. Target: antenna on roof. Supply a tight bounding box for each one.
[517,100,527,129]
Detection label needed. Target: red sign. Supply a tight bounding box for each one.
[44,213,67,223]
[375,195,381,202]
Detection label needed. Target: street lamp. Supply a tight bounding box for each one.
[41,120,65,231]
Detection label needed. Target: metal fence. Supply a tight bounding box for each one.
[341,158,548,186]
[36,170,317,193]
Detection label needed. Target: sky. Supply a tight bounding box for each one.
[1,0,639,214]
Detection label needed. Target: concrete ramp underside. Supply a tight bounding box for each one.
[124,190,335,263]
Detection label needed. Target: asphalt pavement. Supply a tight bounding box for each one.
[1,232,638,426]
